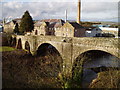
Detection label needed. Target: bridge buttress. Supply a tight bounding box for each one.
[29,36,38,55]
[15,35,120,78]
[61,42,73,77]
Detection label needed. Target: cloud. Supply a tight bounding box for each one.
[1,1,118,22]
[81,2,118,21]
[2,0,120,2]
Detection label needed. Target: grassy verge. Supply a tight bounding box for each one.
[0,46,16,52]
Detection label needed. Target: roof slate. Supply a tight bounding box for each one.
[35,19,65,28]
[69,22,84,29]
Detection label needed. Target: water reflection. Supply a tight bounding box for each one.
[82,55,120,88]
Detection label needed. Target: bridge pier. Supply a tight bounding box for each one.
[15,35,120,80]
[30,51,37,56]
[61,43,73,78]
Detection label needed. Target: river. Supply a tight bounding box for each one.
[82,55,120,87]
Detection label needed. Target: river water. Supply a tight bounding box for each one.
[82,55,120,88]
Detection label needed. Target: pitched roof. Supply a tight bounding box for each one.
[34,21,43,27]
[40,19,65,23]
[34,21,49,27]
[13,18,21,24]
[13,18,21,21]
[84,26,99,31]
[5,21,14,25]
[4,18,21,25]
[69,22,84,29]
[35,19,65,28]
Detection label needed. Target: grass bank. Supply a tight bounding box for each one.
[0,46,16,52]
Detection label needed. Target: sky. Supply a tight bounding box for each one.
[0,0,119,22]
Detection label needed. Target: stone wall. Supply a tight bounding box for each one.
[14,35,120,76]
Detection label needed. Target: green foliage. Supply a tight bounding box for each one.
[57,73,73,88]
[118,27,120,37]
[109,24,118,28]
[80,21,96,27]
[95,33,115,37]
[89,70,120,88]
[2,33,12,46]
[19,10,34,34]
[2,50,63,88]
[0,46,16,52]
[102,33,115,37]
[71,58,84,88]
[13,23,19,34]
[58,57,84,88]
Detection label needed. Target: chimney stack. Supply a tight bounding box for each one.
[65,10,67,22]
[77,0,81,24]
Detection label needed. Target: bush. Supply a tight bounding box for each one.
[1,33,12,46]
[89,70,120,88]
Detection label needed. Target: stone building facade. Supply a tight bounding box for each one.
[55,22,86,37]
[33,22,48,35]
[4,18,86,37]
[33,19,65,36]
[32,19,86,37]
[4,21,15,33]
[4,18,21,33]
[33,19,86,37]
[85,27,102,37]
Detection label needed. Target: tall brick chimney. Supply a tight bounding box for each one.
[77,0,81,24]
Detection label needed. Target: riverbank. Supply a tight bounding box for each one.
[0,46,16,52]
[2,48,120,88]
[2,49,62,88]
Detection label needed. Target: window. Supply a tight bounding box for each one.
[35,30,37,35]
[67,28,69,31]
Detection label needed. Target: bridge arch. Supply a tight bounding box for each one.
[36,43,63,58]
[73,47,119,62]
[73,50,120,69]
[25,41,30,52]
[36,43,63,76]
[72,50,120,88]
[36,42,63,58]
[11,37,17,48]
[17,38,22,49]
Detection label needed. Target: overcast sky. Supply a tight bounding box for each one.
[0,0,119,22]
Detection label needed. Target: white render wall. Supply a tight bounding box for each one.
[99,27,118,31]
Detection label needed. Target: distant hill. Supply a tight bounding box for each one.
[0,20,2,23]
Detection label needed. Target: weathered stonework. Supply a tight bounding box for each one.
[12,35,120,76]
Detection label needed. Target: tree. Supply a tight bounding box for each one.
[19,10,34,34]
[95,33,115,37]
[118,27,120,37]
[14,23,19,34]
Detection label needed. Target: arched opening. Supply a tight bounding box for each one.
[25,41,30,52]
[8,36,13,46]
[35,30,37,35]
[11,37,16,47]
[72,50,120,88]
[17,39,22,49]
[40,34,44,36]
[35,43,63,78]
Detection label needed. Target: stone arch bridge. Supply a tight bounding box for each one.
[12,35,120,76]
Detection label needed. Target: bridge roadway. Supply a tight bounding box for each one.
[12,35,120,76]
